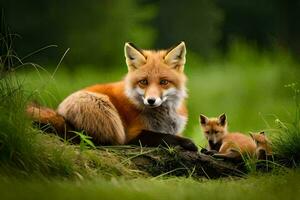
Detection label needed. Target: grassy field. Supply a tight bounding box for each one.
[17,43,300,144]
[1,43,300,199]
[1,169,300,200]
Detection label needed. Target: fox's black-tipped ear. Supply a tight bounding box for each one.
[164,41,186,72]
[124,42,146,71]
[218,113,226,126]
[260,131,265,135]
[199,114,208,125]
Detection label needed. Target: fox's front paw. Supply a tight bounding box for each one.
[205,150,218,156]
[200,148,208,154]
[179,138,198,151]
[200,148,218,155]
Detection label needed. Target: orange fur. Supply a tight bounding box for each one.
[218,132,256,157]
[84,82,145,142]
[26,103,67,133]
[200,114,256,159]
[250,132,272,159]
[28,42,189,145]
[83,45,188,142]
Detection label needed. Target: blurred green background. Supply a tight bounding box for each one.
[1,0,300,144]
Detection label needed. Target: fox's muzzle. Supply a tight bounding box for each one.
[142,85,163,107]
[143,96,162,107]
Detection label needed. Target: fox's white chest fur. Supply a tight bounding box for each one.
[141,104,187,135]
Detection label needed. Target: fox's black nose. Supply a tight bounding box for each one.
[147,98,156,105]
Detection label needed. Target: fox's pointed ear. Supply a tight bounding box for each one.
[260,131,265,135]
[124,42,146,71]
[199,114,208,126]
[218,113,227,126]
[164,41,186,72]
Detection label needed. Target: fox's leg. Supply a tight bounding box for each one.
[201,141,221,155]
[257,149,267,160]
[202,149,218,155]
[212,149,241,159]
[129,130,198,151]
[57,91,126,145]
[211,143,241,159]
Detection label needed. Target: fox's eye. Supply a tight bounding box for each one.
[139,79,148,85]
[160,79,169,85]
[205,131,209,134]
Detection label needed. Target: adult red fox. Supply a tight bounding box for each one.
[27,42,198,151]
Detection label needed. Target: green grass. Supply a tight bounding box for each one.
[271,84,300,166]
[1,42,300,199]
[1,169,300,200]
[0,76,144,179]
[16,42,300,147]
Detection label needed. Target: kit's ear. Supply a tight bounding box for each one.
[124,42,146,71]
[249,133,254,139]
[218,113,227,126]
[164,41,186,71]
[260,131,265,135]
[199,114,209,126]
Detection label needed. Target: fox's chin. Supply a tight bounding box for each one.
[143,103,162,108]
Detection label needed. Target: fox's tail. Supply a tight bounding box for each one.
[26,102,71,135]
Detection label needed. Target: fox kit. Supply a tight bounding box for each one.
[250,132,272,159]
[27,42,197,151]
[199,114,256,160]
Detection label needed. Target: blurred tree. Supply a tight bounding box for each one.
[152,0,300,59]
[216,0,300,57]
[216,0,281,52]
[275,0,300,55]
[0,0,156,68]
[152,0,223,58]
[2,0,300,66]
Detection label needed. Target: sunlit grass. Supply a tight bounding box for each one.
[0,75,144,179]
[271,84,300,166]
[16,43,300,148]
[1,169,300,200]
[1,40,300,200]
